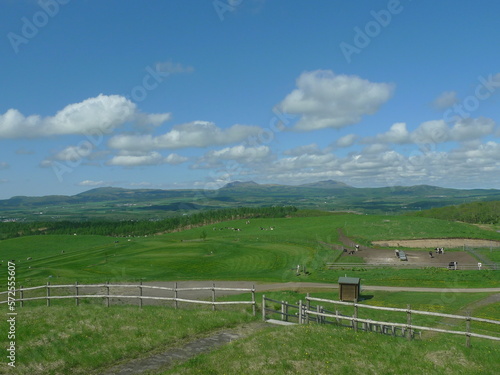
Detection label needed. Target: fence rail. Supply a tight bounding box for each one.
[262,294,500,347]
[0,282,256,316]
[327,263,499,270]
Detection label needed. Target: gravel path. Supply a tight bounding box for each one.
[100,322,270,375]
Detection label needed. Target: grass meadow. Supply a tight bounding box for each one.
[2,213,500,288]
[1,290,499,375]
[161,323,500,375]
[0,304,256,375]
[2,212,500,374]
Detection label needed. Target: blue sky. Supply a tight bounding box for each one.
[1,0,500,199]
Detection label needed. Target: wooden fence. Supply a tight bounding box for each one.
[327,263,499,270]
[0,282,256,316]
[262,294,500,347]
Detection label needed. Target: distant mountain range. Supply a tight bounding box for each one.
[1,180,500,220]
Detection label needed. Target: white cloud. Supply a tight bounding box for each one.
[278,70,394,131]
[374,122,411,144]
[273,153,336,171]
[108,152,165,167]
[108,152,188,167]
[78,180,105,187]
[283,144,323,156]
[450,117,495,141]
[0,161,9,169]
[411,120,450,145]
[365,117,497,147]
[335,134,357,148]
[0,94,170,139]
[54,145,93,161]
[432,91,458,109]
[264,141,500,188]
[135,112,172,129]
[211,145,270,161]
[362,144,390,154]
[193,145,271,169]
[164,153,189,165]
[109,121,262,151]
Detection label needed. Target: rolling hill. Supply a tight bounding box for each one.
[1,180,500,221]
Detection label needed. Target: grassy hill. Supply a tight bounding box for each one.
[412,200,500,224]
[2,181,500,221]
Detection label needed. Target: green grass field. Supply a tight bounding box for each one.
[162,323,500,375]
[0,304,256,375]
[2,212,500,374]
[1,291,498,375]
[2,213,500,288]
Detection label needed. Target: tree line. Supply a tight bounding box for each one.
[411,201,500,224]
[0,206,298,240]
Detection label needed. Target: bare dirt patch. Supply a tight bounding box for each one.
[336,230,490,267]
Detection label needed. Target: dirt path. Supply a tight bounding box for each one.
[424,293,500,339]
[100,322,270,375]
[106,281,500,304]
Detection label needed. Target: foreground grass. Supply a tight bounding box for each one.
[1,289,498,375]
[162,324,500,375]
[0,305,256,375]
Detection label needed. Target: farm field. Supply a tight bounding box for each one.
[2,211,500,374]
[2,212,500,288]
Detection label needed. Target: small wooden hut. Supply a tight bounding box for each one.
[338,276,361,302]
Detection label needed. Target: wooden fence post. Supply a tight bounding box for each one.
[407,304,412,341]
[281,301,286,321]
[174,282,178,309]
[47,282,50,307]
[353,303,358,332]
[20,286,23,308]
[335,308,340,325]
[139,281,143,309]
[262,295,266,321]
[75,281,79,306]
[212,283,216,311]
[316,305,321,324]
[306,293,310,324]
[466,311,471,348]
[106,281,110,307]
[299,300,303,324]
[252,285,256,317]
